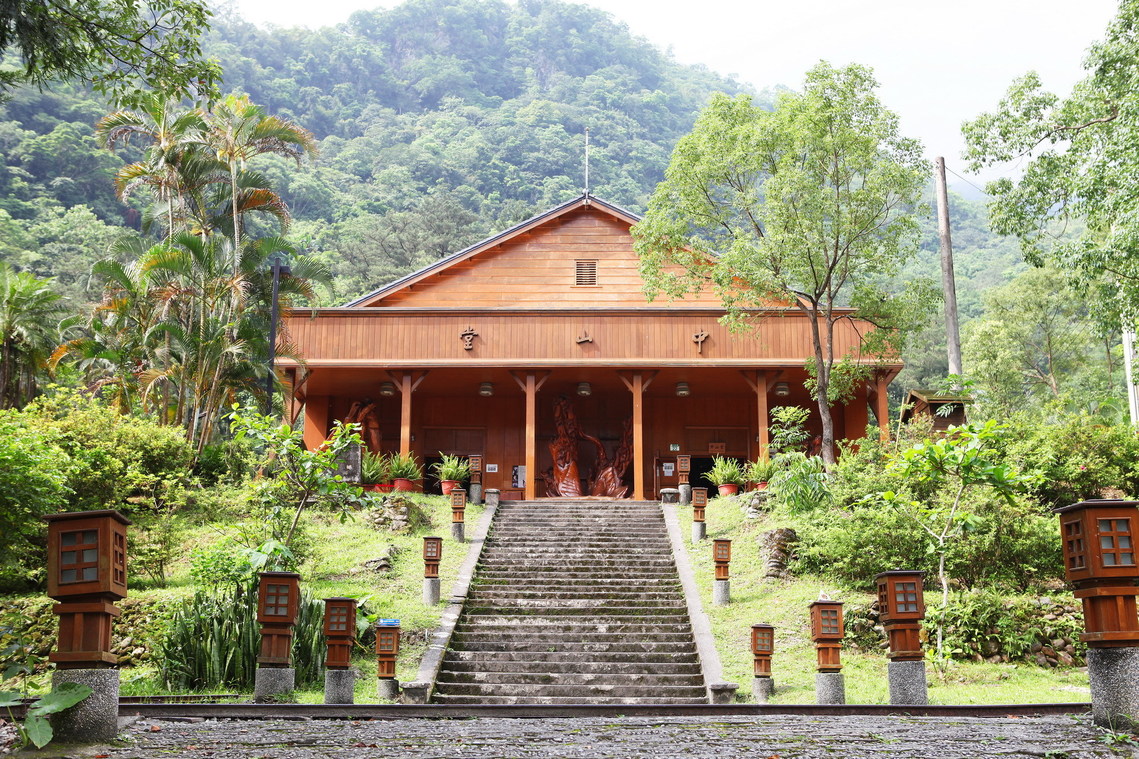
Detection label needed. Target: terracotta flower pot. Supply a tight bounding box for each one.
[717,483,740,497]
[393,477,414,492]
[440,479,459,495]
[754,482,769,491]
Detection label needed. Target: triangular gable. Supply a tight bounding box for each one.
[348,194,650,308]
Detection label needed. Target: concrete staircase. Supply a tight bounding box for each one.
[431,500,707,704]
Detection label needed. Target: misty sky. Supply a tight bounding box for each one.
[221,0,1119,190]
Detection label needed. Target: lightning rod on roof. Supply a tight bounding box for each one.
[584,127,590,198]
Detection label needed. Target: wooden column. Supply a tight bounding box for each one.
[524,373,537,501]
[632,373,644,501]
[740,371,770,460]
[399,373,413,456]
[876,374,890,442]
[302,395,330,450]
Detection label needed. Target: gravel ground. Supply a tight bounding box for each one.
[82,714,1139,759]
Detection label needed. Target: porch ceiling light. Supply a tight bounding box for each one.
[773,381,791,397]
[479,382,494,397]
[675,382,690,397]
[577,382,592,397]
[379,381,397,397]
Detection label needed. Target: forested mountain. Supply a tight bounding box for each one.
[0,0,1105,413]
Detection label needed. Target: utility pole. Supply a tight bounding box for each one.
[934,157,963,379]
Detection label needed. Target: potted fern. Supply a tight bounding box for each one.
[705,455,744,496]
[361,451,391,492]
[745,457,777,491]
[388,453,422,492]
[432,453,471,495]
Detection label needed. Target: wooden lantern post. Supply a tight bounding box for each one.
[44,510,131,669]
[257,571,301,667]
[875,570,928,705]
[323,597,357,671]
[376,619,402,699]
[692,487,708,542]
[423,536,443,606]
[677,455,691,485]
[450,488,467,542]
[809,600,844,672]
[43,509,131,741]
[750,623,775,702]
[468,454,484,504]
[810,598,847,704]
[713,538,731,606]
[1056,499,1139,726]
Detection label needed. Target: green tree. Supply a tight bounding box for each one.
[0,263,61,408]
[633,63,930,465]
[962,1,1139,326]
[0,0,219,104]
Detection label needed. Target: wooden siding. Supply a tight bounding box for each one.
[364,206,724,308]
[283,307,879,367]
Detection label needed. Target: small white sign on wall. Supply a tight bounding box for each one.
[486,464,498,473]
[662,462,675,476]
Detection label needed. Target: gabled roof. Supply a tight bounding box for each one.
[345,194,641,308]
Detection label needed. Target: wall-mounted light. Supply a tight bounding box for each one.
[774,382,791,398]
[479,382,494,397]
[675,382,691,397]
[379,381,396,397]
[577,382,592,397]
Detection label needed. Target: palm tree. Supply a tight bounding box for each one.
[197,94,317,248]
[0,264,62,408]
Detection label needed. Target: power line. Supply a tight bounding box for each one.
[943,165,991,198]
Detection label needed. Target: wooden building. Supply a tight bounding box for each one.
[281,195,900,500]
[899,389,971,433]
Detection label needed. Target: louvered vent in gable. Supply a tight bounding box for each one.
[575,259,598,286]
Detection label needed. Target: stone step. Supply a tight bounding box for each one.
[430,683,708,699]
[471,578,681,587]
[430,694,706,705]
[459,608,689,619]
[445,640,698,655]
[442,649,698,664]
[464,598,686,610]
[466,591,682,601]
[475,569,679,578]
[452,624,693,638]
[435,670,704,687]
[439,658,702,675]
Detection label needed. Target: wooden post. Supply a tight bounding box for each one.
[302,396,330,450]
[525,373,537,501]
[876,375,890,443]
[756,371,769,459]
[399,373,413,456]
[935,157,963,378]
[632,372,644,500]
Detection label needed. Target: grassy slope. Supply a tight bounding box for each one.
[686,495,1091,705]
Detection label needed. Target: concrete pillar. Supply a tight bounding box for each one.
[485,489,500,508]
[323,669,356,704]
[712,579,730,606]
[1088,647,1139,728]
[815,672,846,705]
[377,678,400,701]
[450,522,465,542]
[423,577,441,606]
[49,669,119,743]
[709,681,738,704]
[468,482,483,505]
[886,660,928,705]
[254,667,296,703]
[678,483,691,505]
[692,522,706,543]
[753,676,775,703]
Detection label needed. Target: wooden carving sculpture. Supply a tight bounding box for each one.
[344,400,383,453]
[545,396,632,498]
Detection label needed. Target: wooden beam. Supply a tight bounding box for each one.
[632,372,645,500]
[510,370,550,393]
[524,372,537,501]
[399,373,413,456]
[876,374,890,443]
[755,371,770,460]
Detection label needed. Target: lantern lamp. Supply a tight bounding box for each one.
[450,489,467,523]
[577,381,592,397]
[1056,499,1139,647]
[713,539,732,580]
[256,571,302,667]
[375,619,401,680]
[875,570,925,661]
[675,382,691,397]
[751,623,775,677]
[44,510,131,668]
[692,487,708,523]
[322,597,357,670]
[809,599,845,673]
[423,536,443,579]
[478,382,494,397]
[379,381,397,397]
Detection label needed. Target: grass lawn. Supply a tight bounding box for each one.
[683,494,1091,705]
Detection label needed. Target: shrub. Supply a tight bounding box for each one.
[158,587,326,690]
